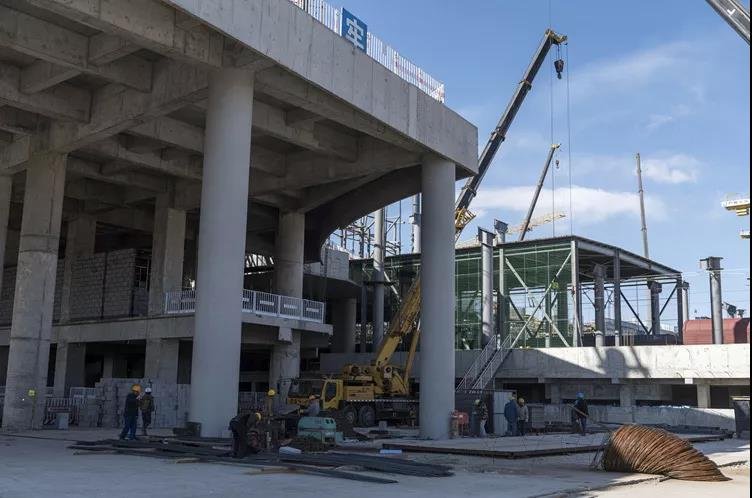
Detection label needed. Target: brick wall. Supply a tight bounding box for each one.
[0,248,141,324]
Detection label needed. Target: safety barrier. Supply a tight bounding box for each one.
[289,0,445,102]
[164,289,325,324]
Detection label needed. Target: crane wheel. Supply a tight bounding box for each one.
[358,405,376,427]
[342,405,358,426]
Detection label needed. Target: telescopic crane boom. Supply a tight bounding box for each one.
[341,29,568,400]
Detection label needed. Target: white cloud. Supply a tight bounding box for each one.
[473,185,668,225]
[641,154,700,184]
[571,41,702,102]
[645,104,693,131]
[646,114,675,130]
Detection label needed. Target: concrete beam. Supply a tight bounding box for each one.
[0,63,90,122]
[0,107,42,136]
[27,0,224,67]
[66,156,168,193]
[20,61,80,94]
[256,67,421,154]
[298,173,384,212]
[255,139,419,194]
[88,33,139,66]
[128,117,204,154]
[83,137,203,180]
[252,100,357,161]
[0,5,152,92]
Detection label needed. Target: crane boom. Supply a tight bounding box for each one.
[705,0,750,44]
[360,29,568,384]
[519,144,560,241]
[454,29,568,219]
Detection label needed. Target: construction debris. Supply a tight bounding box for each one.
[600,425,729,481]
[278,452,453,477]
[67,437,447,483]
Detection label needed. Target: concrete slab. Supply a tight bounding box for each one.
[383,432,731,459]
[0,431,747,498]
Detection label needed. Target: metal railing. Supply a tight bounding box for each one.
[456,333,515,392]
[288,0,445,102]
[164,289,326,324]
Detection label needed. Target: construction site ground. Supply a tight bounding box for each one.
[0,429,748,498]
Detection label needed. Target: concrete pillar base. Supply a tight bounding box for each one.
[418,155,455,439]
[189,68,254,437]
[270,329,301,399]
[2,153,66,430]
[697,384,711,408]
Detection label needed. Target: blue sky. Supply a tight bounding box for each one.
[337,0,750,317]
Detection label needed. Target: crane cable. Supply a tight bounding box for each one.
[565,42,574,235]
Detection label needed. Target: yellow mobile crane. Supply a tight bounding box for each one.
[289,29,568,427]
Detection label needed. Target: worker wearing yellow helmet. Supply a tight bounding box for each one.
[265,388,276,417]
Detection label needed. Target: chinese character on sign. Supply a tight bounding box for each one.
[341,8,367,52]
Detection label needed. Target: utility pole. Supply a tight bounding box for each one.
[410,194,421,253]
[636,153,650,259]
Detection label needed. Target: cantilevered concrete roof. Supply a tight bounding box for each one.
[0,0,478,261]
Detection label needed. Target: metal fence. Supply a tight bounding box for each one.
[164,289,326,324]
[288,0,445,102]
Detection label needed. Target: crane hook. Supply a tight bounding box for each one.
[554,58,565,79]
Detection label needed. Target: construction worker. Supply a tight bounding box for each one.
[139,387,155,436]
[573,392,589,435]
[517,397,529,436]
[503,394,518,436]
[305,395,321,417]
[473,399,488,437]
[119,384,140,440]
[265,389,276,417]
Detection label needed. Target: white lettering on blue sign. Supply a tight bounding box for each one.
[341,8,367,52]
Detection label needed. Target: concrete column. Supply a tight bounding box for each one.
[499,247,509,339]
[0,176,11,295]
[148,193,186,315]
[270,211,305,399]
[410,194,421,253]
[331,298,357,353]
[60,214,97,322]
[701,257,724,345]
[549,384,561,404]
[371,208,385,347]
[649,281,662,334]
[619,384,634,407]
[53,341,86,397]
[677,280,687,343]
[102,355,114,378]
[145,338,180,383]
[570,240,582,347]
[419,155,455,439]
[478,228,494,347]
[680,281,690,323]
[613,252,622,337]
[697,384,711,408]
[189,68,254,437]
[593,264,606,336]
[2,153,66,430]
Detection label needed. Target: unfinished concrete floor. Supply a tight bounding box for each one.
[0,430,748,498]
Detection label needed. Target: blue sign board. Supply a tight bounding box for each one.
[341,8,367,52]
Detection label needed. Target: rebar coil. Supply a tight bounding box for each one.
[601,425,728,481]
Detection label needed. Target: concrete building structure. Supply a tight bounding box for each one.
[0,0,477,435]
